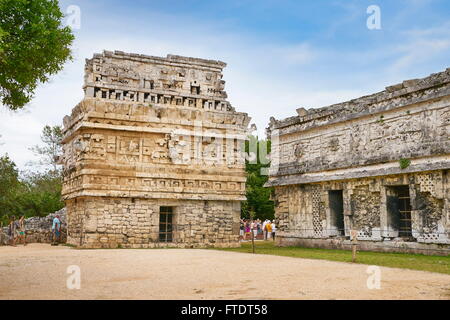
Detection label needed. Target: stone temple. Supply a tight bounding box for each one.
[266,68,450,255]
[61,51,250,248]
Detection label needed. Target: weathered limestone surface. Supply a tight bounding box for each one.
[267,68,450,255]
[65,198,240,248]
[62,51,249,248]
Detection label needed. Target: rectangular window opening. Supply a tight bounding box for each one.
[159,206,174,243]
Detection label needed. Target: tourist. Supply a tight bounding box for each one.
[17,216,26,246]
[262,219,268,240]
[266,220,272,240]
[257,220,263,238]
[8,216,18,246]
[251,221,258,239]
[239,220,244,240]
[52,215,62,245]
[271,220,276,241]
[244,220,251,240]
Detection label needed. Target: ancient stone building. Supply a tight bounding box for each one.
[266,68,450,255]
[61,51,250,248]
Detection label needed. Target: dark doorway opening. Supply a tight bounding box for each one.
[386,186,413,239]
[191,85,200,95]
[329,190,345,235]
[159,206,174,242]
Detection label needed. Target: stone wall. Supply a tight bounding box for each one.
[273,172,449,244]
[0,208,66,245]
[65,198,240,248]
[275,238,450,256]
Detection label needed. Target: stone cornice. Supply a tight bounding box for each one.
[93,50,227,70]
[62,120,249,144]
[63,189,246,202]
[265,158,450,187]
[62,99,250,140]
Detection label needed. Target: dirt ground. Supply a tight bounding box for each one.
[0,244,449,300]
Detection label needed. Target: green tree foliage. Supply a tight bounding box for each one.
[13,170,64,219]
[241,136,274,220]
[0,125,64,224]
[0,167,64,224]
[0,154,20,217]
[29,125,63,172]
[0,0,74,110]
[0,154,20,224]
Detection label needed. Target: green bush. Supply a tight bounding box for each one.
[399,158,411,169]
[0,155,63,225]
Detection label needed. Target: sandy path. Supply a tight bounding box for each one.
[0,244,449,300]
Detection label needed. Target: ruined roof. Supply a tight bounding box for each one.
[91,50,227,70]
[269,67,450,132]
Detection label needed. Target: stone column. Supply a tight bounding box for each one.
[343,187,352,237]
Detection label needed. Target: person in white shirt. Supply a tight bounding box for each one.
[262,219,268,240]
[250,221,257,239]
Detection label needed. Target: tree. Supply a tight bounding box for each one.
[0,153,64,224]
[14,170,64,218]
[0,124,65,223]
[0,0,74,110]
[0,153,19,200]
[24,124,64,217]
[29,125,63,172]
[0,154,20,223]
[241,136,275,220]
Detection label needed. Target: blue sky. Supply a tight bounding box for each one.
[1,0,449,170]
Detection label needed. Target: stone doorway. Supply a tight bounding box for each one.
[386,186,413,240]
[329,190,345,236]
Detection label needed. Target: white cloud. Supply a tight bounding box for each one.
[390,39,450,73]
[277,43,317,65]
[0,110,44,168]
[387,22,450,76]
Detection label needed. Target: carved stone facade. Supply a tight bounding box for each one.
[62,51,250,248]
[266,68,450,255]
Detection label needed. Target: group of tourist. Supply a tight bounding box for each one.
[240,219,276,241]
[2,215,63,246]
[3,216,26,246]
